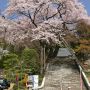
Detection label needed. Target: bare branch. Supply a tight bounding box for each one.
[28,10,37,27]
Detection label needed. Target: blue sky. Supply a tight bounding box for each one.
[0,0,90,15]
[80,0,90,15]
[0,0,8,12]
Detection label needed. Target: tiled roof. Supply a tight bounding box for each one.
[57,48,72,57]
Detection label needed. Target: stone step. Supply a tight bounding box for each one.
[42,59,87,90]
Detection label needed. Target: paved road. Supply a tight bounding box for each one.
[42,58,87,90]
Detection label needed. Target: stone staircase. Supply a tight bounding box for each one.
[41,58,87,90]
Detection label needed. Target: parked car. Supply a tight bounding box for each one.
[0,77,10,89]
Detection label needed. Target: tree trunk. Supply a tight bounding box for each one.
[40,46,44,74]
[48,47,54,58]
[53,45,60,58]
[43,45,46,70]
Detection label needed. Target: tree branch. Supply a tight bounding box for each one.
[28,10,37,27]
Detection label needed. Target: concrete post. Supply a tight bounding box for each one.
[68,87,71,90]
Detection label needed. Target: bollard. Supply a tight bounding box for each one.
[68,87,71,90]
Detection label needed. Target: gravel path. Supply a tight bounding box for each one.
[41,58,87,90]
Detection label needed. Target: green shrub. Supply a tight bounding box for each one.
[21,48,40,74]
[3,53,19,69]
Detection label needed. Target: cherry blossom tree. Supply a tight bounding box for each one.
[4,0,88,45]
[0,16,29,45]
[1,0,90,73]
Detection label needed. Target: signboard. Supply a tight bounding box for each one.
[32,75,39,89]
[27,75,39,89]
